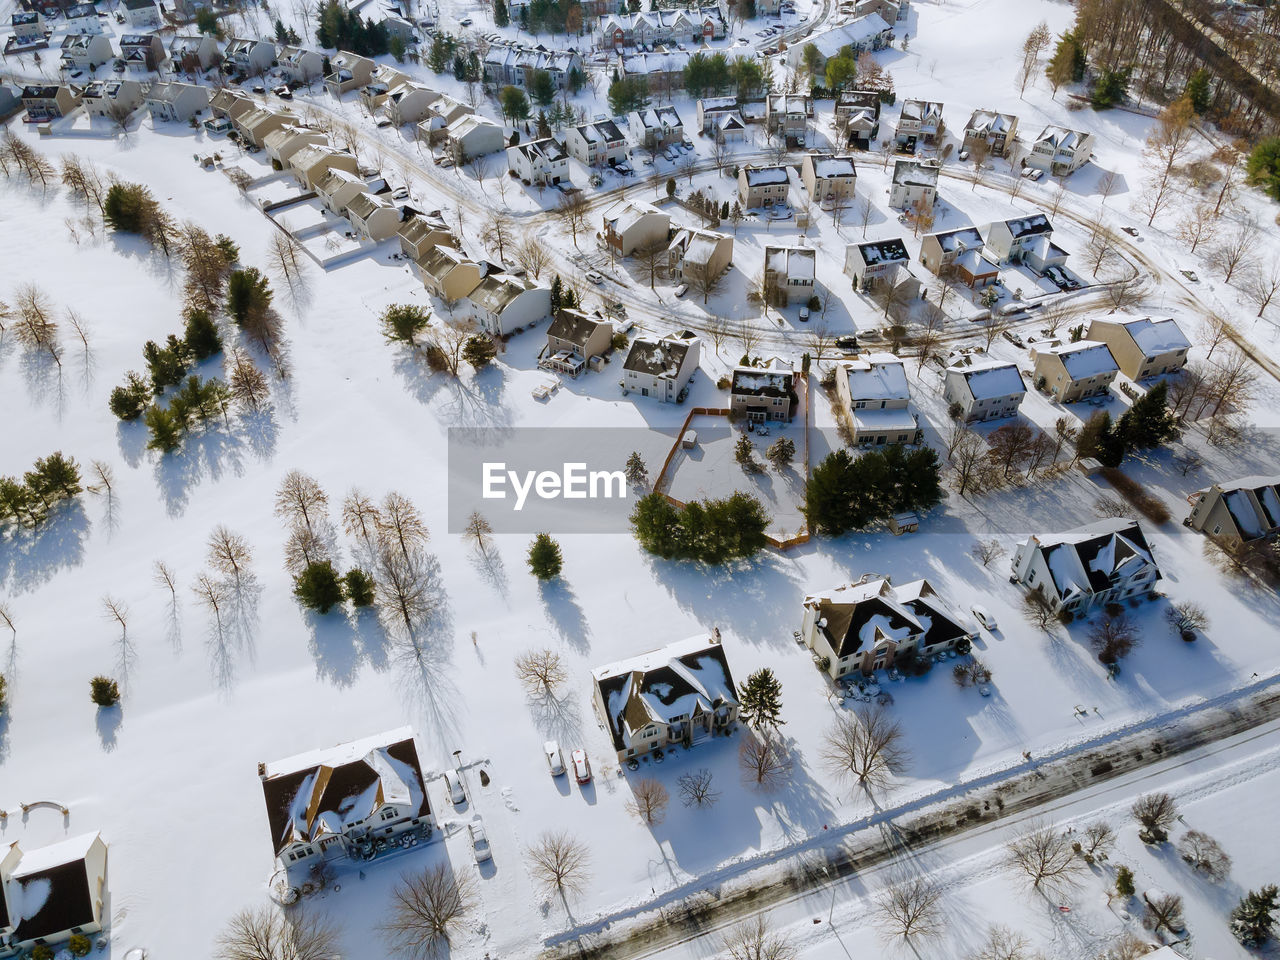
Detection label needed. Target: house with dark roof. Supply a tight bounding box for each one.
[9,11,46,46]
[20,85,82,122]
[59,33,112,72]
[731,357,796,422]
[1011,517,1160,615]
[120,33,166,72]
[801,577,973,678]
[257,727,433,872]
[506,137,570,187]
[81,79,144,118]
[623,330,700,402]
[919,226,999,287]
[844,237,910,292]
[117,0,161,29]
[834,88,882,148]
[224,36,276,76]
[1027,124,1095,175]
[542,308,614,377]
[0,833,108,954]
[1031,340,1118,403]
[1185,475,1280,545]
[983,213,1067,271]
[64,2,102,35]
[592,633,739,762]
[962,108,1018,156]
[943,358,1026,422]
[565,118,628,166]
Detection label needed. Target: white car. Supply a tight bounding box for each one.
[468,820,492,861]
[673,283,689,298]
[971,605,997,631]
[586,270,605,285]
[571,749,591,784]
[544,740,565,776]
[443,769,465,805]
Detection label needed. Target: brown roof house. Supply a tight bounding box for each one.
[289,144,358,190]
[1031,340,1118,403]
[397,212,455,262]
[1185,475,1280,546]
[0,833,109,954]
[623,330,700,402]
[542,308,615,377]
[592,633,739,762]
[919,227,998,288]
[1085,315,1191,381]
[257,727,434,873]
[730,357,796,423]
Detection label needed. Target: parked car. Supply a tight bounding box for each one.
[468,820,492,862]
[251,84,266,94]
[957,149,969,161]
[586,270,604,285]
[273,85,292,99]
[1180,269,1199,282]
[544,740,565,776]
[1027,168,1044,181]
[835,334,858,352]
[459,16,473,25]
[1120,226,1139,237]
[673,283,688,298]
[392,186,410,200]
[798,306,809,322]
[571,749,591,784]
[443,769,465,805]
[971,605,997,631]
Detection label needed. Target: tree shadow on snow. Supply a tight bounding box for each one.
[0,500,91,596]
[539,579,591,653]
[305,608,363,687]
[96,704,123,752]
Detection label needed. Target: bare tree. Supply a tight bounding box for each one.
[380,863,475,959]
[1100,932,1151,960]
[228,349,270,411]
[430,319,478,377]
[738,732,791,789]
[88,459,114,496]
[1102,275,1150,312]
[1078,821,1116,863]
[376,546,434,640]
[1208,218,1258,282]
[1097,168,1119,206]
[970,925,1031,960]
[968,138,991,190]
[275,470,328,533]
[626,778,670,825]
[1088,614,1139,664]
[1145,891,1185,935]
[1132,791,1178,842]
[284,525,329,574]
[971,540,1007,569]
[378,492,429,562]
[634,240,667,291]
[821,704,908,792]
[463,511,494,553]
[153,560,178,602]
[876,875,944,943]
[481,211,516,263]
[857,194,875,237]
[804,325,835,364]
[1022,592,1055,631]
[1007,821,1084,894]
[555,191,590,249]
[341,489,382,546]
[513,234,551,280]
[1174,203,1219,255]
[207,525,253,585]
[677,768,720,808]
[705,316,732,359]
[514,648,566,695]
[267,230,307,290]
[1165,602,1208,639]
[216,906,340,960]
[1198,313,1234,361]
[1084,224,1119,276]
[721,915,797,960]
[1245,261,1280,317]
[737,320,762,358]
[102,596,129,638]
[1177,830,1231,881]
[527,831,591,899]
[0,603,14,641]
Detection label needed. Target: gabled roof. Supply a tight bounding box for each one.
[1095,315,1191,355]
[765,245,815,280]
[965,108,1016,135]
[398,213,452,249]
[995,213,1053,239]
[548,308,610,348]
[7,833,103,942]
[891,158,939,187]
[948,358,1024,400]
[803,12,891,57]
[346,189,393,220]
[927,226,983,254]
[1030,518,1158,600]
[852,237,910,266]
[1042,340,1117,380]
[603,197,665,234]
[576,117,624,143]
[842,353,910,402]
[469,272,539,314]
[899,98,944,123]
[743,164,788,186]
[805,578,969,658]
[624,330,698,377]
[1034,124,1090,151]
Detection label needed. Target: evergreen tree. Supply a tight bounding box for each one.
[1114,864,1135,899]
[462,335,496,369]
[274,17,288,42]
[630,492,684,558]
[624,451,648,489]
[144,405,184,454]
[536,109,551,138]
[527,532,563,579]
[390,32,406,63]
[1121,381,1177,449]
[90,676,120,706]
[195,7,220,35]
[529,69,556,106]
[549,275,563,314]
[805,448,857,535]
[109,372,152,420]
[380,303,431,346]
[1184,68,1211,115]
[738,667,785,730]
[183,308,223,361]
[1231,885,1278,948]
[735,434,756,467]
[344,568,376,607]
[294,560,346,613]
[102,182,152,234]
[1076,410,1114,462]
[142,335,192,393]
[1246,137,1280,202]
[494,0,510,27]
[500,85,530,122]
[27,452,82,501]
[226,268,273,328]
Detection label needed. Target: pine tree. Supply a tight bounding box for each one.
[109,371,152,420]
[549,275,563,314]
[630,492,683,558]
[527,532,563,579]
[294,560,346,613]
[144,405,184,454]
[1184,68,1211,115]
[766,436,795,470]
[28,452,82,501]
[183,308,223,361]
[462,335,497,369]
[344,568,376,607]
[738,668,785,730]
[1114,864,1135,899]
[624,452,648,489]
[494,0,509,27]
[90,676,120,706]
[1231,885,1278,947]
[1121,381,1177,450]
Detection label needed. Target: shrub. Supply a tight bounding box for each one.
[67,934,93,958]
[344,568,376,607]
[631,491,770,563]
[0,673,7,713]
[294,561,345,613]
[717,375,731,390]
[1115,864,1135,898]
[807,295,821,311]
[31,946,55,960]
[90,676,120,706]
[1100,468,1171,524]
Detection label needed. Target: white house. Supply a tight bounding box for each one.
[565,118,628,167]
[602,198,670,258]
[1011,517,1160,616]
[258,727,434,872]
[276,45,325,86]
[224,37,276,76]
[9,11,45,46]
[695,96,740,135]
[983,214,1063,267]
[844,237,910,292]
[943,358,1026,422]
[444,114,504,161]
[894,98,944,147]
[145,80,210,122]
[801,153,857,203]
[888,158,938,211]
[963,108,1018,156]
[834,353,920,445]
[169,34,221,72]
[591,632,739,763]
[81,78,144,118]
[801,577,974,678]
[465,273,552,337]
[0,833,109,954]
[64,3,102,35]
[623,330,700,402]
[785,13,892,72]
[60,34,113,72]
[117,0,161,29]
[506,137,570,187]
[628,105,683,149]
[763,245,816,307]
[1026,124,1095,175]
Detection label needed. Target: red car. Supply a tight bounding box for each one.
[571,749,591,784]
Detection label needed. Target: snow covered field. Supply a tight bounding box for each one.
[3,0,1280,956]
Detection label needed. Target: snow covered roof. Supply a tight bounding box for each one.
[620,50,691,75]
[952,248,1000,277]
[926,228,982,254]
[1205,475,1280,540]
[996,213,1053,238]
[671,227,727,267]
[5,833,104,943]
[548,308,610,347]
[853,238,910,266]
[603,197,666,234]
[632,105,684,129]
[593,635,738,753]
[810,154,857,179]
[576,118,625,144]
[624,330,698,378]
[699,96,738,113]
[804,578,968,658]
[949,359,1024,400]
[899,98,944,124]
[731,359,793,397]
[842,353,910,402]
[1028,518,1159,600]
[1034,124,1090,152]
[1043,340,1118,380]
[512,137,569,164]
[892,158,939,187]
[1100,315,1192,355]
[744,164,789,186]
[804,13,891,58]
[765,245,816,280]
[965,108,1016,136]
[768,94,812,115]
[260,727,429,856]
[469,273,539,314]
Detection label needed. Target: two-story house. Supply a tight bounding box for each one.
[730,358,796,423]
[565,118,628,167]
[763,245,816,307]
[801,153,857,203]
[59,33,113,72]
[623,330,700,402]
[276,45,325,85]
[1026,124,1095,176]
[234,106,295,148]
[1185,475,1280,545]
[20,84,82,122]
[444,114,504,161]
[81,78,144,118]
[844,237,910,292]
[0,834,109,956]
[343,189,401,241]
[541,308,615,377]
[834,88,882,149]
[895,99,944,148]
[315,167,367,216]
[10,11,46,46]
[667,227,733,294]
[695,96,740,136]
[628,105,683,149]
[602,198,670,258]
[1011,517,1160,616]
[323,51,376,97]
[289,143,358,190]
[888,158,939,211]
[412,244,486,302]
[507,137,570,186]
[1031,340,1119,403]
[169,34,221,72]
[396,212,455,263]
[983,214,1068,272]
[943,358,1026,422]
[384,83,437,126]
[1084,315,1191,381]
[738,164,790,208]
[117,0,161,29]
[64,3,102,35]
[919,226,999,287]
[592,633,739,763]
[766,94,813,145]
[785,13,892,74]
[801,577,973,678]
[224,36,276,77]
[145,80,210,122]
[835,353,920,445]
[465,273,552,338]
[209,88,256,121]
[264,124,327,167]
[120,33,166,72]
[962,108,1018,157]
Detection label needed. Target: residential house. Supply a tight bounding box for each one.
[601,198,670,258]
[385,83,437,126]
[0,833,109,955]
[465,273,552,337]
[397,212,455,262]
[1085,315,1191,380]
[443,114,504,162]
[1011,517,1160,616]
[59,34,112,72]
[919,226,998,287]
[482,42,582,92]
[119,33,166,72]
[763,245,816,307]
[117,0,161,29]
[801,577,973,679]
[224,37,276,77]
[264,125,326,166]
[963,108,1018,157]
[63,3,102,35]
[983,214,1066,271]
[894,98,944,148]
[257,727,433,871]
[324,51,376,97]
[738,164,790,208]
[731,357,796,422]
[315,167,367,215]
[169,34,221,72]
[289,144,358,190]
[20,84,81,121]
[598,7,726,48]
[565,118,628,166]
[422,91,473,128]
[834,88,882,149]
[785,13,892,72]
[1026,124,1095,175]
[888,158,938,211]
[358,65,411,112]
[617,50,689,96]
[1031,340,1119,402]
[506,137,570,186]
[413,244,486,302]
[834,353,920,444]
[801,153,857,203]
[542,308,614,377]
[844,237,910,292]
[344,190,401,241]
[276,45,325,86]
[1185,475,1280,545]
[145,81,209,123]
[623,330,700,402]
[943,358,1026,422]
[667,227,733,291]
[628,105,683,150]
[10,11,46,46]
[81,78,143,118]
[766,94,813,144]
[234,106,294,148]
[855,0,908,23]
[695,96,740,136]
[209,89,255,121]
[592,633,739,763]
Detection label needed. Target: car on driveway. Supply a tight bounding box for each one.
[468,820,492,862]
[1120,226,1140,237]
[971,605,997,631]
[1180,269,1199,282]
[586,270,604,285]
[544,740,565,776]
[443,769,465,805]
[571,749,591,784]
[459,16,473,25]
[673,283,688,298]
[273,85,292,99]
